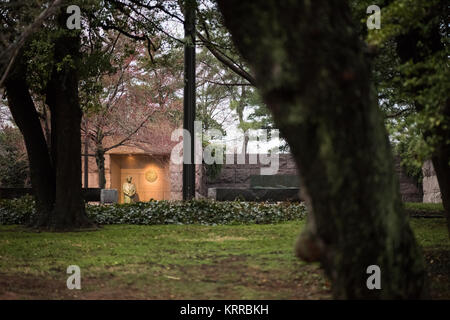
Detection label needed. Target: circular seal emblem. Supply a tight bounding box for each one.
[145,169,158,183]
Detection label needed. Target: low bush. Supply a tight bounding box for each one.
[404,202,444,213]
[0,195,36,225]
[404,202,445,217]
[0,196,306,226]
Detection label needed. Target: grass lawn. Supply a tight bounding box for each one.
[0,218,448,299]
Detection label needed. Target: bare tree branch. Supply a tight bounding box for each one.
[104,112,155,152]
[385,107,413,119]
[196,31,256,85]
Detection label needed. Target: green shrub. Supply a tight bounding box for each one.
[0,197,306,226]
[0,126,30,187]
[404,202,444,216]
[0,195,36,225]
[404,202,444,212]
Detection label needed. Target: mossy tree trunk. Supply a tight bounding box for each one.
[43,12,93,230]
[217,0,426,298]
[4,10,93,231]
[5,54,56,223]
[432,132,450,236]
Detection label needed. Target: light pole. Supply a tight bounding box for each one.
[183,0,196,200]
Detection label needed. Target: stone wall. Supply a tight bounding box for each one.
[81,154,102,188]
[394,156,423,202]
[422,160,442,203]
[206,153,298,188]
[207,153,423,202]
[169,163,206,200]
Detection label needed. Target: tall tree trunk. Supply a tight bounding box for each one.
[84,129,89,188]
[431,99,450,236]
[42,103,52,148]
[44,13,93,230]
[217,0,426,298]
[95,145,106,189]
[5,57,55,223]
[241,132,249,155]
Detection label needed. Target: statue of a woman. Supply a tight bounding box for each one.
[122,176,136,203]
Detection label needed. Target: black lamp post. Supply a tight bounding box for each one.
[183,0,196,200]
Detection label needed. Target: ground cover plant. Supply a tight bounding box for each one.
[0,197,306,226]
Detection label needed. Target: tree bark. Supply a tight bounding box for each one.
[4,57,55,223]
[217,0,426,299]
[95,146,106,189]
[431,99,450,236]
[84,129,89,188]
[44,14,93,230]
[242,133,249,155]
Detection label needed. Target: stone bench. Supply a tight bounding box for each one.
[208,187,300,201]
[250,174,299,189]
[100,189,118,204]
[208,174,301,202]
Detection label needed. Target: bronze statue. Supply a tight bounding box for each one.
[122,175,136,203]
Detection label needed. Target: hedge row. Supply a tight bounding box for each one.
[404,202,445,218]
[0,196,307,226]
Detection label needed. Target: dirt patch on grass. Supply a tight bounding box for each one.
[0,255,331,300]
[189,255,331,299]
[0,250,448,300]
[0,272,158,300]
[0,272,75,300]
[424,249,450,299]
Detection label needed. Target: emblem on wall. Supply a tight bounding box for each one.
[145,169,158,183]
